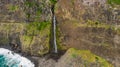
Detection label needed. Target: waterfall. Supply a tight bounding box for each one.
[51,4,58,53]
[53,15,58,53]
[0,48,35,67]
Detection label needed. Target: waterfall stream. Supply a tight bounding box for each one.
[53,15,58,53]
[51,4,58,53]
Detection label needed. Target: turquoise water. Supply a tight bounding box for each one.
[0,55,19,67]
[0,48,35,67]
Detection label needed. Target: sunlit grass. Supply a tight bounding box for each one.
[67,48,113,67]
[108,0,120,5]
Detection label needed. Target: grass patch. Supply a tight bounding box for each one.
[56,25,68,50]
[76,20,113,30]
[56,27,63,50]
[68,48,113,67]
[21,22,51,55]
[8,4,19,12]
[26,22,51,35]
[25,1,36,7]
[50,0,57,5]
[108,0,120,5]
[21,35,33,47]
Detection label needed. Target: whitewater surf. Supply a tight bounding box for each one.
[0,48,35,67]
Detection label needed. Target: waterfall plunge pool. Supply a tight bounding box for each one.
[0,48,35,67]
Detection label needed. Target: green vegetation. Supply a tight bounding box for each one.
[26,22,51,34]
[86,20,100,27]
[25,1,36,7]
[0,22,51,55]
[0,38,9,45]
[108,0,120,5]
[21,35,33,52]
[84,20,115,30]
[21,35,33,47]
[0,23,23,45]
[21,22,51,55]
[36,8,42,16]
[82,20,120,35]
[56,26,64,50]
[24,0,43,22]
[8,5,19,12]
[68,48,113,67]
[50,0,57,5]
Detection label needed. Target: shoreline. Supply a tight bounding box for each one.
[0,45,66,67]
[0,48,35,67]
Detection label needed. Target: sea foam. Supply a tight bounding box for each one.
[0,48,35,67]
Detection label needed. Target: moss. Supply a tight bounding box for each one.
[26,22,50,30]
[37,23,51,55]
[21,22,51,55]
[86,20,103,27]
[21,35,33,47]
[0,23,50,55]
[72,19,120,35]
[0,23,24,46]
[108,0,120,5]
[8,5,19,12]
[50,0,57,5]
[25,1,36,7]
[20,34,33,53]
[56,25,67,50]
[68,48,113,67]
[0,38,9,45]
[56,26,61,49]
[110,25,120,35]
[36,9,42,16]
[78,20,114,30]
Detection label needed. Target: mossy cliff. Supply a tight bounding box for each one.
[0,0,54,56]
[0,0,120,67]
[21,22,51,55]
[0,22,51,56]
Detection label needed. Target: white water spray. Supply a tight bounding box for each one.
[53,15,58,53]
[0,48,35,67]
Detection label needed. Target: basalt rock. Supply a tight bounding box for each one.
[55,0,120,66]
[55,0,120,24]
[0,0,52,23]
[0,0,53,56]
[0,22,51,56]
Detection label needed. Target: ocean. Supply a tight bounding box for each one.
[0,48,34,67]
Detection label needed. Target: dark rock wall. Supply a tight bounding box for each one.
[55,0,120,66]
[0,0,52,56]
[55,0,120,24]
[0,0,52,23]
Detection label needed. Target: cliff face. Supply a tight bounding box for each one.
[55,0,120,24]
[0,22,51,56]
[0,0,51,22]
[0,0,120,66]
[55,0,120,66]
[0,0,52,56]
